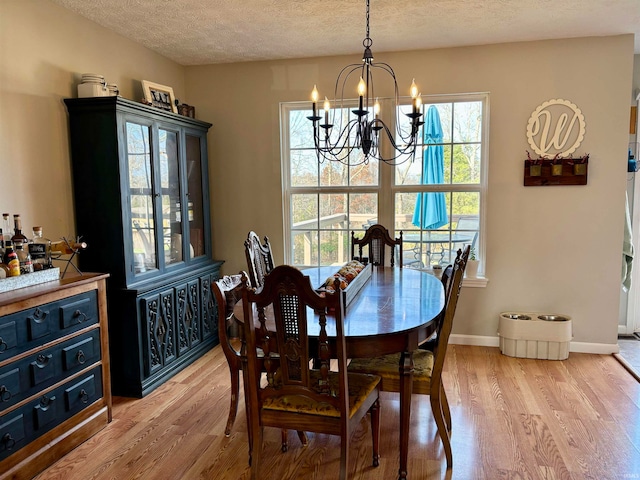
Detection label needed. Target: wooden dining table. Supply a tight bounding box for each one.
[234,265,445,480]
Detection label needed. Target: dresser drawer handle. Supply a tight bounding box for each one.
[79,388,89,404]
[2,433,16,450]
[40,394,53,408]
[37,354,51,365]
[76,350,86,364]
[0,385,11,402]
[74,310,88,323]
[0,337,7,353]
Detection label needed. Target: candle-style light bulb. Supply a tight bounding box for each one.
[357,77,367,97]
[357,77,366,112]
[415,94,422,110]
[311,85,319,117]
[410,79,418,99]
[323,96,330,124]
[374,98,380,119]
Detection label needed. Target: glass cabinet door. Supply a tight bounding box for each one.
[158,128,183,265]
[186,133,205,258]
[126,122,158,274]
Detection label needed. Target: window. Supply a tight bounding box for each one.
[281,94,488,277]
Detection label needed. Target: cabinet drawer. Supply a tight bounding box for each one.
[0,290,98,361]
[0,330,101,410]
[0,413,25,457]
[0,366,103,461]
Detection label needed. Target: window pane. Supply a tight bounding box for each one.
[452,144,481,184]
[350,161,378,186]
[290,109,316,149]
[453,102,483,143]
[349,193,377,230]
[319,230,350,265]
[320,161,347,186]
[395,192,419,231]
[292,194,318,227]
[395,149,423,186]
[292,230,318,266]
[291,150,318,186]
[319,194,348,229]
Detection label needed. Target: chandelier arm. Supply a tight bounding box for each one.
[368,119,420,165]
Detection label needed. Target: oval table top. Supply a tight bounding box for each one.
[234,265,445,358]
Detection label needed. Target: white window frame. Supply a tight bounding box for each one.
[281,93,489,286]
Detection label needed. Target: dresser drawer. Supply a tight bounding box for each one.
[0,366,103,461]
[0,330,101,410]
[0,290,98,361]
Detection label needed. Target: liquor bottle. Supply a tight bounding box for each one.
[29,226,51,270]
[0,228,4,258]
[50,240,88,255]
[14,241,33,274]
[3,241,20,277]
[2,213,11,243]
[11,214,28,245]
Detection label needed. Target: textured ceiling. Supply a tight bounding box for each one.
[50,0,640,66]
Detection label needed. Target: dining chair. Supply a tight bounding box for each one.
[351,223,403,267]
[244,231,275,288]
[243,231,309,449]
[348,245,470,469]
[419,260,455,352]
[212,274,245,437]
[239,265,382,480]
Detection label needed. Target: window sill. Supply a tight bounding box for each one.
[463,276,488,287]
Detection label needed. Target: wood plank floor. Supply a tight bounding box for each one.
[34,345,640,480]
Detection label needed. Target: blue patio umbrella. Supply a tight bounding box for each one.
[412,105,448,230]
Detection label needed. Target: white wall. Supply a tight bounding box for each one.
[187,36,634,350]
[0,2,635,352]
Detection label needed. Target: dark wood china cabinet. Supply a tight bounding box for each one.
[64,97,223,397]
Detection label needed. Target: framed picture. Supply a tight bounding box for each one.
[141,80,177,113]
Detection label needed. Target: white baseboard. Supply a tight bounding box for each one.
[450,334,499,347]
[570,342,619,354]
[449,334,620,354]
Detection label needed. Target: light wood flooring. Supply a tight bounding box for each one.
[34,345,640,480]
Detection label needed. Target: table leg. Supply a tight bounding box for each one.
[398,350,413,480]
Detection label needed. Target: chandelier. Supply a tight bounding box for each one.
[307,0,424,166]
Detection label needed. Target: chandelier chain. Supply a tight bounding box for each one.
[365,0,370,45]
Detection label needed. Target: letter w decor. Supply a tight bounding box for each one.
[523,98,588,186]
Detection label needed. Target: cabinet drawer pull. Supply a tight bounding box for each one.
[79,388,89,404]
[40,394,53,408]
[2,433,16,450]
[37,354,51,365]
[0,337,7,353]
[76,350,86,364]
[0,385,11,402]
[74,310,88,323]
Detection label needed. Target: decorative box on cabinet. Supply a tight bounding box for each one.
[0,273,111,480]
[64,97,224,397]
